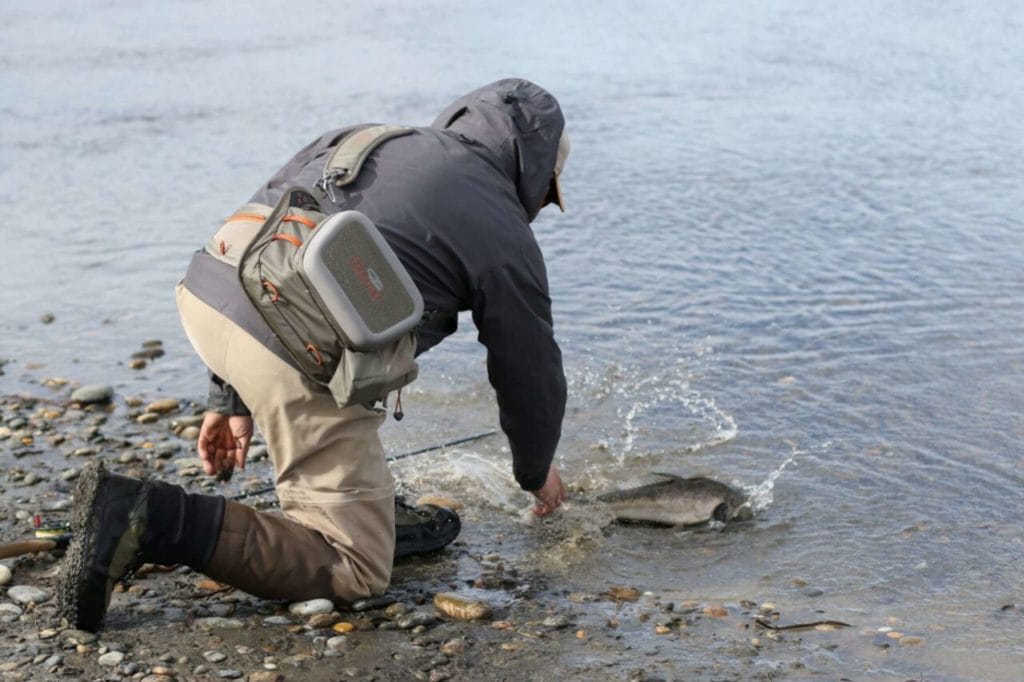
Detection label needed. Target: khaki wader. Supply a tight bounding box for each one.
[175,284,396,602]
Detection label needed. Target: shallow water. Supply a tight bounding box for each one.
[3,1,1023,678]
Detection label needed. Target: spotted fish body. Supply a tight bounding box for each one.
[596,473,751,526]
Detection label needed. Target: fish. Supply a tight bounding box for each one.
[596,473,752,526]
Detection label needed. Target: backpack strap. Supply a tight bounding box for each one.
[315,124,415,202]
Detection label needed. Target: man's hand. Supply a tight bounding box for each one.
[531,465,567,516]
[197,412,253,478]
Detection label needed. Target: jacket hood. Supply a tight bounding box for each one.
[431,78,565,221]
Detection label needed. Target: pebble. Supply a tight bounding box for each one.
[129,359,147,370]
[607,586,641,602]
[180,425,201,440]
[263,616,293,626]
[899,636,925,646]
[703,604,728,618]
[38,628,59,639]
[194,617,245,630]
[397,611,437,630]
[440,638,466,656]
[42,654,63,668]
[289,598,334,616]
[136,413,160,424]
[384,602,409,619]
[248,673,285,682]
[307,613,337,629]
[216,669,243,679]
[40,313,55,324]
[203,651,227,663]
[60,467,80,481]
[326,636,352,651]
[543,615,571,629]
[433,592,492,621]
[7,585,50,605]
[70,385,114,404]
[0,565,11,586]
[98,651,126,667]
[146,398,180,414]
[0,603,23,622]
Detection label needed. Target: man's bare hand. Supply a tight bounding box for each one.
[531,465,567,516]
[197,412,253,478]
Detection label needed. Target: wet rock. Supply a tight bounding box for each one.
[703,604,728,618]
[61,468,80,481]
[98,651,125,667]
[543,615,571,629]
[180,426,201,440]
[248,673,285,682]
[607,586,642,602]
[7,585,50,605]
[204,651,227,663]
[397,611,437,630]
[40,313,55,324]
[307,613,337,629]
[326,636,353,651]
[194,617,245,630]
[129,359,147,370]
[132,348,166,360]
[216,670,243,679]
[0,565,11,586]
[0,603,23,622]
[433,592,492,621]
[71,385,114,405]
[440,638,467,656]
[137,413,160,425]
[899,636,925,646]
[263,616,293,626]
[289,598,334,616]
[145,398,179,414]
[384,602,409,619]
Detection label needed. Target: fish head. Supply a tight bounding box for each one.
[713,488,754,523]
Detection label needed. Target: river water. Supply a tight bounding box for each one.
[2,1,1023,679]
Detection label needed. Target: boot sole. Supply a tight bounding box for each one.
[56,461,109,632]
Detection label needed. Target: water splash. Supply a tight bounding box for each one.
[613,362,737,461]
[740,441,830,514]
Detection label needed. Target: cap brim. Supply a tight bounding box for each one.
[544,175,565,212]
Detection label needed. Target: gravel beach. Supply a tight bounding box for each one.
[1,362,925,681]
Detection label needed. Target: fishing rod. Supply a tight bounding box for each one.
[0,430,499,560]
[229,429,498,501]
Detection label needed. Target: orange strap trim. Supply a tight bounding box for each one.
[225,212,269,223]
[283,214,317,229]
[305,343,324,366]
[271,233,303,248]
[262,280,280,302]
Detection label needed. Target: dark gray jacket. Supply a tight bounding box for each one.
[183,79,567,492]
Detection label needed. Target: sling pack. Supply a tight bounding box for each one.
[212,125,424,408]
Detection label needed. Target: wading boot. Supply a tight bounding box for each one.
[57,460,224,632]
[394,497,461,559]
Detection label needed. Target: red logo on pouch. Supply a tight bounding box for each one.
[350,255,383,301]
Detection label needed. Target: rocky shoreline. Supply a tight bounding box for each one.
[1,359,930,681]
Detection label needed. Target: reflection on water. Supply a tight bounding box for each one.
[2,1,1023,678]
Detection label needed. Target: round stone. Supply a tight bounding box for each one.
[0,565,11,586]
[7,585,50,605]
[146,398,180,414]
[288,598,334,616]
[98,651,126,667]
[70,385,114,405]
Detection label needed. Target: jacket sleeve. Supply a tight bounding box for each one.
[472,250,567,492]
[206,372,251,417]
